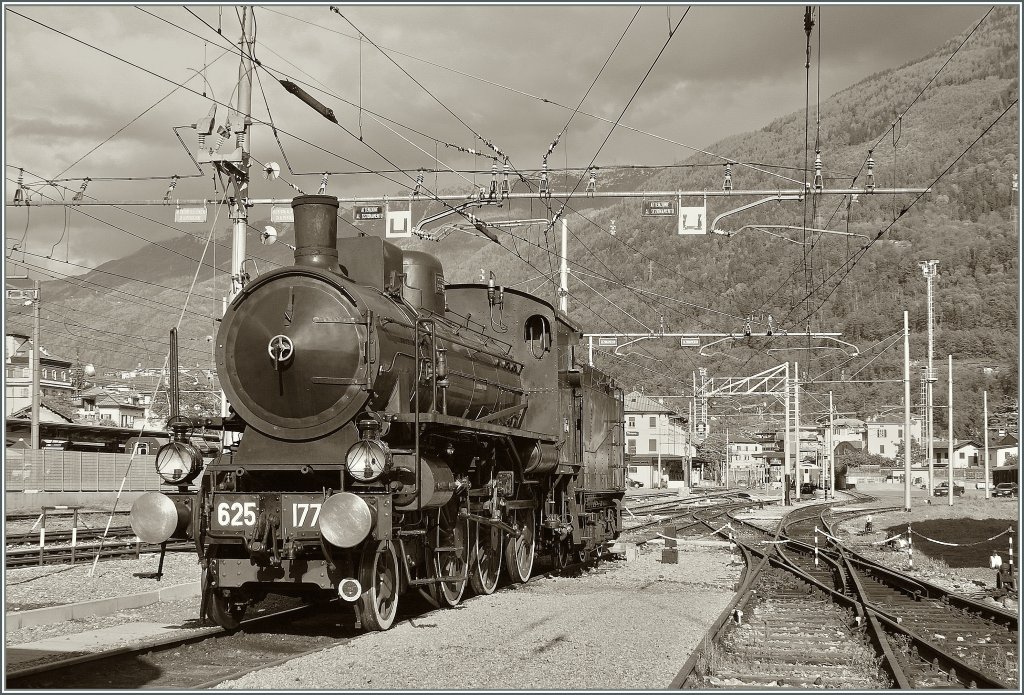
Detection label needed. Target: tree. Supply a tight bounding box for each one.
[839,449,892,470]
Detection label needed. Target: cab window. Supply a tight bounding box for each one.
[524,314,551,358]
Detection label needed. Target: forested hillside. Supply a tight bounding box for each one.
[18,6,1018,441]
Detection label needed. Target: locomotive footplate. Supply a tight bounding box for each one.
[209,557,340,589]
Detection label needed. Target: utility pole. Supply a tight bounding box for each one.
[947,354,954,506]
[686,398,693,490]
[983,390,990,500]
[794,361,801,501]
[903,310,912,511]
[784,362,791,505]
[559,219,569,314]
[232,7,255,300]
[195,7,254,302]
[8,274,42,449]
[725,428,730,488]
[920,260,939,494]
[828,390,835,500]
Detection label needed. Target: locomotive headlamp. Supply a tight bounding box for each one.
[154,441,203,485]
[345,439,391,482]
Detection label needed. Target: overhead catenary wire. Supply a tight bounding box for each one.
[260,5,804,187]
[786,97,1018,329]
[737,6,996,342]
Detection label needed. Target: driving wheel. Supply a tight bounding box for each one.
[469,522,502,595]
[504,508,536,583]
[433,515,469,607]
[358,540,400,631]
[208,589,246,632]
[555,537,571,569]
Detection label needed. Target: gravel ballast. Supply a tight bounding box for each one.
[5,553,200,611]
[218,544,742,690]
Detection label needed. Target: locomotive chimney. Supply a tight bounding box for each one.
[291,194,343,274]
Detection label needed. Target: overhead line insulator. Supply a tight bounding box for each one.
[279,80,339,124]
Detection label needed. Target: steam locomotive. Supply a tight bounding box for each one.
[130,195,625,631]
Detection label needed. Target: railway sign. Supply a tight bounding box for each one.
[597,337,618,347]
[354,204,384,222]
[641,199,677,217]
[695,421,707,438]
[679,337,700,347]
[678,206,707,235]
[386,209,412,238]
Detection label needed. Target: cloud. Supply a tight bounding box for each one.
[4,3,994,270]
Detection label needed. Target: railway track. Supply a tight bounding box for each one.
[5,525,135,546]
[5,538,191,568]
[5,545,602,688]
[675,495,1018,689]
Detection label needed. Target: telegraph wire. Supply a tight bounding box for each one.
[49,37,232,181]
[787,97,1017,329]
[820,6,994,234]
[8,169,282,271]
[730,96,1018,379]
[741,6,995,364]
[544,7,688,242]
[7,312,213,361]
[7,175,227,277]
[8,248,220,303]
[179,6,537,235]
[261,5,804,187]
[329,8,508,163]
[543,7,641,169]
[8,258,217,321]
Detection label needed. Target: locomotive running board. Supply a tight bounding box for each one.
[391,412,558,443]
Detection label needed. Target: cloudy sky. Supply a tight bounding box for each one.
[3,3,990,274]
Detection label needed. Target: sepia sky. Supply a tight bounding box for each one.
[2,3,995,271]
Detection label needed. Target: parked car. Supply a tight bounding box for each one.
[933,482,965,497]
[800,482,816,495]
[993,482,1018,498]
[626,477,643,488]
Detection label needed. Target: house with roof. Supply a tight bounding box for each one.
[623,391,692,488]
[863,417,922,459]
[990,432,1018,468]
[931,440,982,468]
[727,437,765,487]
[4,333,75,417]
[77,386,146,428]
[10,399,76,424]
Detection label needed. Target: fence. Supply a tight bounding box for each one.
[4,449,165,493]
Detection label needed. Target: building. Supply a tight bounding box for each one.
[726,437,764,487]
[829,417,866,447]
[77,386,146,428]
[623,391,692,487]
[4,334,75,417]
[931,440,982,468]
[863,417,922,459]
[989,433,1018,468]
[10,400,75,425]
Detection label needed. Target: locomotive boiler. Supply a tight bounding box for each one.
[130,194,625,631]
